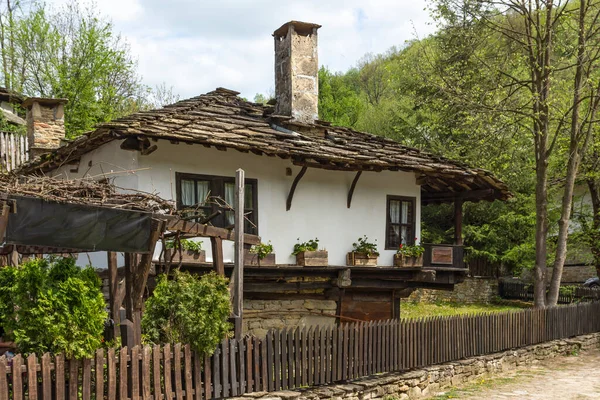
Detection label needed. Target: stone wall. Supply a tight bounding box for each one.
[243,299,337,338]
[239,333,600,400]
[407,277,498,304]
[521,264,597,284]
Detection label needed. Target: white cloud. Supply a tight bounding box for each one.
[50,0,437,100]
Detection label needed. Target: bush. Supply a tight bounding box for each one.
[142,271,231,355]
[0,257,107,358]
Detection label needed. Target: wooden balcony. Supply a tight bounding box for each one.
[422,243,465,270]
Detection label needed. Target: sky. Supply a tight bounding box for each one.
[54,0,438,100]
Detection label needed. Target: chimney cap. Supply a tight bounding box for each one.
[273,21,321,38]
[22,97,68,108]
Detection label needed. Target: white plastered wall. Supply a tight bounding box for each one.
[51,139,421,268]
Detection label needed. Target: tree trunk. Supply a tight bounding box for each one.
[533,156,549,308]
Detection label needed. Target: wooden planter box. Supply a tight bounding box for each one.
[165,249,206,264]
[244,249,276,267]
[296,250,328,267]
[346,252,378,266]
[394,254,423,268]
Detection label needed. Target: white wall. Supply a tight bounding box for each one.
[51,139,421,268]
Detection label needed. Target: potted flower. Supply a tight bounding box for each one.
[394,239,424,267]
[165,239,206,264]
[347,236,379,266]
[245,241,276,267]
[292,238,328,267]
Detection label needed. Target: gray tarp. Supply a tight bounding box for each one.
[3,195,152,253]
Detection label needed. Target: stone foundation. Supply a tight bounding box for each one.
[407,277,498,304]
[237,333,600,400]
[243,299,337,337]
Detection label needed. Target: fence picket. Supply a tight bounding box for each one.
[203,354,212,400]
[3,303,600,399]
[41,353,51,399]
[82,358,92,400]
[107,349,116,400]
[164,344,173,400]
[153,345,163,400]
[96,349,105,400]
[27,354,38,400]
[143,346,152,400]
[0,357,7,400]
[131,346,140,400]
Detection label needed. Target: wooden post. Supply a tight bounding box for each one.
[107,252,120,339]
[454,199,463,246]
[124,253,134,322]
[130,221,164,347]
[232,169,245,340]
[211,236,225,276]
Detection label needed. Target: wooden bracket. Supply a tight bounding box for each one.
[286,166,308,211]
[347,171,362,208]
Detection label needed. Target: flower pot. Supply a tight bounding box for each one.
[394,254,423,268]
[244,249,276,267]
[165,249,206,264]
[346,252,378,266]
[296,250,328,267]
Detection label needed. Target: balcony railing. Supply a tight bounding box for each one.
[422,243,465,269]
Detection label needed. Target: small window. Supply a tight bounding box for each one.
[386,196,416,250]
[176,173,258,235]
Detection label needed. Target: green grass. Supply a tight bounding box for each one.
[431,376,518,399]
[399,301,526,319]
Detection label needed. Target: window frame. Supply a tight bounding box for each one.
[385,195,417,250]
[175,172,259,234]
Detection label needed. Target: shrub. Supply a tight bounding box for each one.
[0,257,107,358]
[142,271,231,355]
[292,238,320,255]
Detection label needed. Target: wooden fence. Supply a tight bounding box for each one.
[499,280,600,303]
[0,131,28,173]
[466,256,500,278]
[0,302,599,399]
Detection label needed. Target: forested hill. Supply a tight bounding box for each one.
[290,0,600,282]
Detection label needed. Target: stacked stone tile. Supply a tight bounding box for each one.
[20,88,511,202]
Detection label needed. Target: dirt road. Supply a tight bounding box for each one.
[429,349,600,399]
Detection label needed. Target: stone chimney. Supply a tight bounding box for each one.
[22,97,68,158]
[273,21,321,124]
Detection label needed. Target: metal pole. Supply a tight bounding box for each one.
[233,168,245,340]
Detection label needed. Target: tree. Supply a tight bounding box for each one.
[318,66,363,127]
[0,257,107,358]
[0,1,175,138]
[142,271,231,355]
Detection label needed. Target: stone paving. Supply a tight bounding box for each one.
[430,349,600,399]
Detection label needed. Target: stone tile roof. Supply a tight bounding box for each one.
[20,88,511,203]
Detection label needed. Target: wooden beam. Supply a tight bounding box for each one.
[286,166,307,211]
[347,171,362,208]
[454,199,463,246]
[166,220,260,245]
[210,237,225,276]
[421,188,498,203]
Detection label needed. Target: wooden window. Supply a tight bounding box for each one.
[386,195,416,250]
[175,172,258,235]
